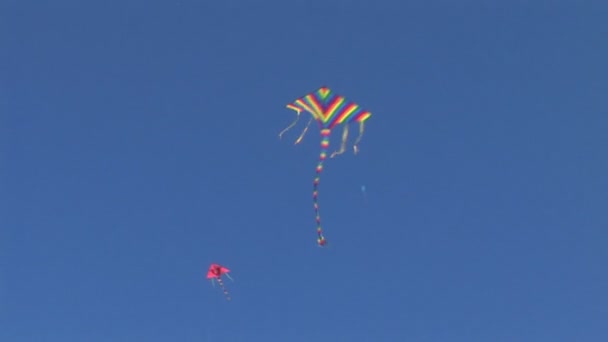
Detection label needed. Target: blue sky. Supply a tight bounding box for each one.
[2,1,607,341]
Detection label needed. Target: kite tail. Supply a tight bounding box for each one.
[216,277,231,301]
[278,110,301,140]
[278,111,314,145]
[353,121,366,154]
[294,116,314,144]
[330,124,350,158]
[313,128,331,246]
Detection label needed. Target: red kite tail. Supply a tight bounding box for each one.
[216,276,231,301]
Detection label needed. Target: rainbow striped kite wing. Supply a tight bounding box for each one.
[314,87,372,129]
[286,93,323,124]
[286,87,372,129]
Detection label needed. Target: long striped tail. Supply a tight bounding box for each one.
[313,128,331,246]
[216,277,231,301]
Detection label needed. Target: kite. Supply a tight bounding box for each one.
[206,263,233,301]
[279,86,372,246]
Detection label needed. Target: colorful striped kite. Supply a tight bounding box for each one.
[279,86,372,246]
[206,263,233,300]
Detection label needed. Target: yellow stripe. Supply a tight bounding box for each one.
[286,104,301,113]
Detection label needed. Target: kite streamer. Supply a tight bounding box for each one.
[280,86,372,246]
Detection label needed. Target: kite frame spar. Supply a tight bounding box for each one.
[279,86,372,246]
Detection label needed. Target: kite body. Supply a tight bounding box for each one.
[207,263,233,300]
[279,86,372,246]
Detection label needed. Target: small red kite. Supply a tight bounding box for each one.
[206,263,233,301]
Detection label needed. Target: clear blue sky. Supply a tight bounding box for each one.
[2,1,607,341]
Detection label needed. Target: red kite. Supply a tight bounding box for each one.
[206,263,232,301]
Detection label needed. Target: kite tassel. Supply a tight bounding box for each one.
[278,110,301,140]
[294,116,314,145]
[330,124,349,158]
[353,121,366,155]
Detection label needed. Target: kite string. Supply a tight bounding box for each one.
[313,128,331,246]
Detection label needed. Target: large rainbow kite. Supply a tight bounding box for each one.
[279,86,372,246]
